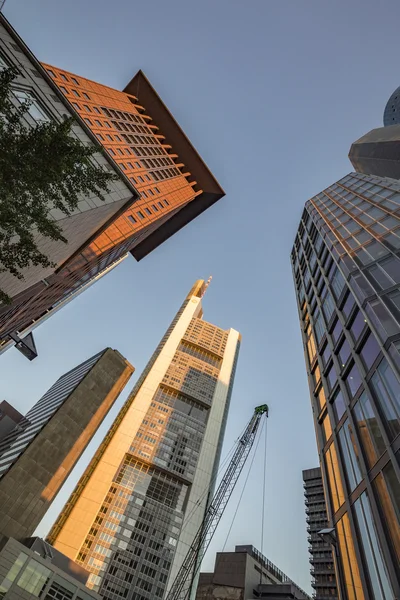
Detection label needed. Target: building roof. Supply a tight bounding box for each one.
[124,71,225,260]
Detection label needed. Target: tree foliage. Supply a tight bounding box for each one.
[0,66,118,303]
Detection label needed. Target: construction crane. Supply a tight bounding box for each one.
[164,404,269,600]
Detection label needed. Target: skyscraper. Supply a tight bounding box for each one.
[0,348,134,543]
[0,13,225,347]
[302,467,337,599]
[47,280,241,600]
[291,171,400,599]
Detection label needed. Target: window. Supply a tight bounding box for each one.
[59,86,68,94]
[331,319,342,345]
[332,388,346,422]
[374,461,400,564]
[71,77,79,85]
[321,413,332,443]
[316,386,326,412]
[130,177,137,184]
[60,73,67,81]
[349,310,366,341]
[83,104,91,112]
[45,578,76,600]
[137,211,145,219]
[0,552,28,597]
[152,204,159,212]
[108,148,115,156]
[72,102,80,110]
[336,513,364,600]
[338,420,362,491]
[141,190,147,198]
[370,358,400,440]
[313,309,325,344]
[96,134,104,141]
[71,89,80,97]
[47,69,55,78]
[338,338,351,369]
[345,363,362,398]
[84,118,92,126]
[353,392,385,468]
[331,267,346,299]
[359,333,380,371]
[326,363,337,391]
[93,106,100,114]
[17,559,51,596]
[164,199,170,206]
[325,442,345,512]
[83,92,90,99]
[138,176,144,183]
[158,201,163,209]
[353,492,393,599]
[145,208,151,215]
[13,90,49,123]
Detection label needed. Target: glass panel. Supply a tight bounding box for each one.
[332,389,346,422]
[322,413,333,444]
[17,559,51,597]
[0,552,28,597]
[338,338,351,369]
[331,319,342,345]
[368,298,400,338]
[306,324,317,364]
[379,255,400,283]
[345,363,362,398]
[350,311,367,342]
[353,392,385,468]
[336,513,364,600]
[338,420,363,491]
[325,442,345,512]
[316,386,327,412]
[359,333,380,371]
[353,492,393,599]
[322,343,331,366]
[370,358,400,440]
[342,293,356,319]
[374,462,400,564]
[327,364,338,391]
[13,89,50,123]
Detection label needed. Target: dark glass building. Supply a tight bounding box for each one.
[303,467,337,599]
[383,86,400,126]
[291,171,400,599]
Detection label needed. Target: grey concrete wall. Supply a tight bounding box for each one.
[0,349,133,543]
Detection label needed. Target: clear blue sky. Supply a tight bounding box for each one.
[1,0,398,593]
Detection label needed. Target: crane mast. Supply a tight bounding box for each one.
[164,404,269,600]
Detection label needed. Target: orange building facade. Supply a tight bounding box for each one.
[0,61,224,345]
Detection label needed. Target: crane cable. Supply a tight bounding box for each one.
[260,413,269,585]
[221,415,267,552]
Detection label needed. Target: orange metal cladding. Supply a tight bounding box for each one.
[42,64,200,258]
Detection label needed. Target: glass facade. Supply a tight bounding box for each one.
[47,281,240,600]
[291,172,400,599]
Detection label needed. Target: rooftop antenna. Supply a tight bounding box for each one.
[201,275,212,298]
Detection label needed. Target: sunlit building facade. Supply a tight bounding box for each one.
[291,172,400,599]
[0,13,224,346]
[0,349,133,544]
[47,280,240,600]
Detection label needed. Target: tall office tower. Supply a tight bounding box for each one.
[47,280,240,600]
[0,349,134,543]
[303,467,337,599]
[0,401,23,442]
[291,171,400,599]
[0,14,225,348]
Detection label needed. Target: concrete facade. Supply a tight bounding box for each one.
[196,546,311,600]
[0,349,134,543]
[0,537,100,600]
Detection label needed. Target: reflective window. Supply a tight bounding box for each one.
[316,386,327,412]
[332,389,346,422]
[322,343,331,366]
[379,255,400,282]
[17,559,51,597]
[13,89,50,123]
[353,392,385,468]
[331,267,346,299]
[325,442,345,512]
[353,492,393,599]
[338,338,351,369]
[322,289,335,322]
[336,513,364,600]
[0,552,28,597]
[367,299,399,338]
[327,364,338,391]
[312,364,321,388]
[345,363,362,398]
[370,358,400,440]
[321,413,333,444]
[374,461,400,564]
[350,310,366,342]
[331,319,342,345]
[305,324,316,364]
[313,309,325,345]
[359,333,380,371]
[342,293,356,320]
[338,420,363,491]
